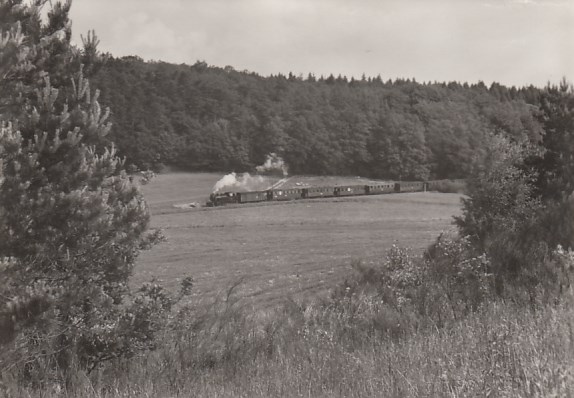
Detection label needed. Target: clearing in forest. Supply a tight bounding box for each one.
[136,172,462,307]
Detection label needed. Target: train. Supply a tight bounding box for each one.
[207,180,444,207]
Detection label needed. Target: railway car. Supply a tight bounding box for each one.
[238,191,268,204]
[425,180,442,192]
[395,181,426,193]
[302,186,336,198]
[334,185,367,197]
[423,181,433,191]
[207,192,239,206]
[424,179,466,192]
[366,182,395,195]
[268,188,304,201]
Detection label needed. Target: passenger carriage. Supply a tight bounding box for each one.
[334,185,367,197]
[268,188,304,201]
[365,182,395,195]
[302,186,335,198]
[238,191,268,203]
[395,181,426,193]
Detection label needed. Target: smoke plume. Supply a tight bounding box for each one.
[255,153,288,176]
[212,172,270,193]
[212,154,289,193]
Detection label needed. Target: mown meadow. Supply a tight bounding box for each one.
[136,173,462,306]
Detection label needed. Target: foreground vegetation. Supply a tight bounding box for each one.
[3,248,574,397]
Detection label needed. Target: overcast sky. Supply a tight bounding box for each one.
[69,0,573,88]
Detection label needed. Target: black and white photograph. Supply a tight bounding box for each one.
[1,0,573,396]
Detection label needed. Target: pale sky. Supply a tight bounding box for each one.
[69,0,574,88]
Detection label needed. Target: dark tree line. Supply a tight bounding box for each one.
[90,58,544,180]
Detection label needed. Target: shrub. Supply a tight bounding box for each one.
[454,134,550,294]
[423,234,493,319]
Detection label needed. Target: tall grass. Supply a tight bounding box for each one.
[3,282,573,397]
[3,241,573,397]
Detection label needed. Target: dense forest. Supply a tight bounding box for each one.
[91,56,545,180]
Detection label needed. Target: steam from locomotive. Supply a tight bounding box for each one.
[212,172,269,193]
[255,153,288,176]
[212,153,289,193]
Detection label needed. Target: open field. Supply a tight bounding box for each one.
[136,172,462,307]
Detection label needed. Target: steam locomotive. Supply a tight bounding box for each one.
[207,180,442,207]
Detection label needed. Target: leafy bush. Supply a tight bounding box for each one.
[454,134,550,295]
[455,120,574,302]
[325,239,494,340]
[422,234,493,320]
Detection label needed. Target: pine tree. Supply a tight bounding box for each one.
[535,79,574,201]
[530,79,574,250]
[0,0,171,384]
